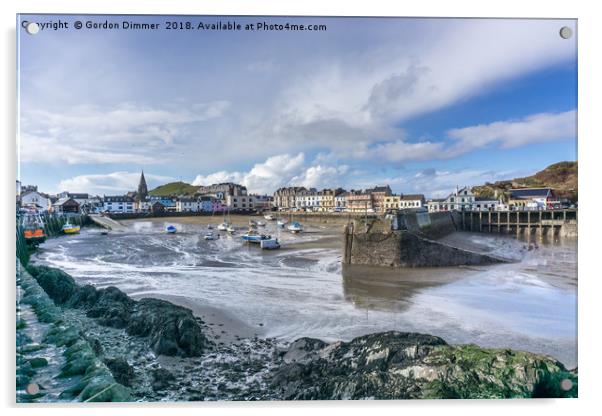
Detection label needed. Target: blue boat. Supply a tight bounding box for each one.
[241,230,271,243]
[165,225,177,234]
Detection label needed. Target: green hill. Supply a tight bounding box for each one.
[149,181,200,197]
[472,161,578,201]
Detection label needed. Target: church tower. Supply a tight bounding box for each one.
[137,170,148,202]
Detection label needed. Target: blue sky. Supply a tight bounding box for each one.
[17,15,577,198]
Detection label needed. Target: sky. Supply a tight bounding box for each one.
[17,15,577,198]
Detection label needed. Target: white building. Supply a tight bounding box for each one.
[176,197,201,212]
[427,187,501,212]
[399,194,425,209]
[226,194,254,211]
[103,196,135,213]
[20,191,50,211]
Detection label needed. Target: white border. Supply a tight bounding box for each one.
[2,1,601,415]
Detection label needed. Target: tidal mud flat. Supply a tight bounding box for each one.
[19,217,579,401]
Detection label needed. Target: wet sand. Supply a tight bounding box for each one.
[132,293,264,345]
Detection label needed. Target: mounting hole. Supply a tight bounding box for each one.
[560,378,573,391]
[559,26,573,39]
[25,22,40,35]
[26,383,40,395]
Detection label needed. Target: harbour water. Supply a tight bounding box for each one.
[30,216,578,368]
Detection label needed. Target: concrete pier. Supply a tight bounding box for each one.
[459,209,577,238]
[89,214,127,231]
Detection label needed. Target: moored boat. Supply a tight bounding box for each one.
[217,222,229,231]
[277,219,288,228]
[62,221,81,234]
[287,221,303,233]
[165,224,177,234]
[21,212,47,245]
[260,238,280,250]
[226,225,236,234]
[204,231,218,240]
[241,229,272,243]
[264,213,275,221]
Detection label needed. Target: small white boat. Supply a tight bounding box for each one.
[226,225,236,234]
[260,238,280,250]
[287,221,303,233]
[166,224,177,234]
[277,219,288,228]
[264,214,275,221]
[217,222,229,231]
[204,231,218,240]
[256,221,266,227]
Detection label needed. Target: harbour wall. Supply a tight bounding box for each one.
[343,211,505,268]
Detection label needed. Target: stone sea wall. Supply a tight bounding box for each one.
[343,211,505,268]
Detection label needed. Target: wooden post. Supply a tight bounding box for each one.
[506,211,510,234]
[516,210,520,236]
[479,211,483,232]
[527,211,531,238]
[563,210,566,221]
[488,211,492,233]
[497,212,501,233]
[470,211,473,231]
[539,211,543,238]
[462,211,465,230]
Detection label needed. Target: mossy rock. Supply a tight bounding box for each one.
[28,357,49,368]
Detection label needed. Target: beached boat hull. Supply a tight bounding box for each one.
[62,226,80,234]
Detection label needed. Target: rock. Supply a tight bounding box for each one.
[19,343,47,354]
[151,368,176,391]
[282,338,327,364]
[271,331,577,400]
[104,357,134,387]
[86,286,134,328]
[59,340,98,377]
[28,357,49,368]
[127,298,210,357]
[27,266,78,304]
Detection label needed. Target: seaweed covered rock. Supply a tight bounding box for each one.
[86,286,135,328]
[27,265,78,304]
[128,298,210,357]
[271,331,577,400]
[104,357,135,387]
[27,265,209,357]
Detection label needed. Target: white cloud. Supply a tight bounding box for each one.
[20,101,230,165]
[352,140,445,163]
[447,110,576,154]
[193,153,349,194]
[58,171,175,195]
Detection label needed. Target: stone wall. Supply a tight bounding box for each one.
[344,211,505,268]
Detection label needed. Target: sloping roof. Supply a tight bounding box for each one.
[510,188,552,199]
[401,194,425,201]
[53,197,79,206]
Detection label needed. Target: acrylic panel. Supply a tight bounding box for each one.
[16,14,578,402]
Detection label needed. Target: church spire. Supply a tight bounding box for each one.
[137,170,148,202]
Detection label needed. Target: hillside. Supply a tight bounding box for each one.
[149,181,200,197]
[472,161,578,201]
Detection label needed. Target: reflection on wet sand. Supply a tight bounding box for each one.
[342,264,477,312]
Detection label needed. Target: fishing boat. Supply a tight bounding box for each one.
[21,213,47,246]
[165,224,177,234]
[62,221,81,234]
[241,229,271,243]
[260,238,280,250]
[204,231,218,240]
[263,213,275,221]
[287,221,303,233]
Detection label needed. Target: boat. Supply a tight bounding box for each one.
[264,213,275,221]
[207,225,214,230]
[62,221,81,234]
[277,218,288,228]
[256,220,266,227]
[204,231,218,240]
[260,238,280,250]
[287,221,303,233]
[100,230,109,235]
[226,225,236,234]
[165,224,177,234]
[241,229,272,243]
[21,213,47,246]
[249,219,258,227]
[217,222,229,231]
